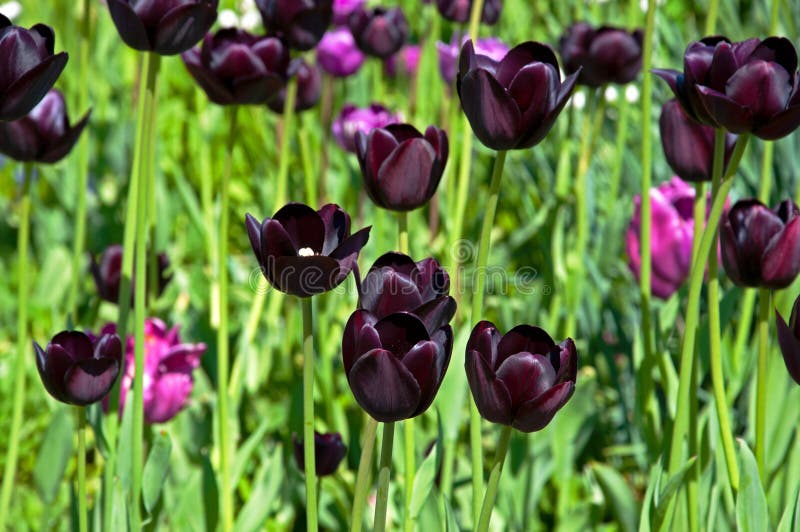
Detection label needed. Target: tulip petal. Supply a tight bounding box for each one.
[413,296,457,334]
[777,309,800,386]
[64,357,120,406]
[401,340,438,410]
[348,348,420,422]
[364,127,399,181]
[0,53,68,121]
[245,213,263,260]
[107,0,151,51]
[51,330,93,360]
[415,257,449,299]
[695,85,754,134]
[183,50,233,104]
[0,118,38,161]
[516,68,578,149]
[154,3,218,56]
[35,342,72,402]
[726,60,791,124]
[465,348,513,425]
[752,104,800,140]
[145,372,193,423]
[318,204,351,255]
[93,333,122,362]
[750,37,798,78]
[652,68,681,95]
[329,226,371,281]
[495,352,556,408]
[360,269,423,319]
[41,109,91,164]
[554,338,578,383]
[262,218,297,274]
[467,320,501,369]
[272,203,325,253]
[272,254,341,297]
[761,217,800,289]
[459,68,521,150]
[512,381,575,433]
[496,41,559,88]
[374,312,430,357]
[496,325,556,367]
[376,138,436,210]
[342,309,379,374]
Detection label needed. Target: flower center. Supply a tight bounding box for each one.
[298,247,315,257]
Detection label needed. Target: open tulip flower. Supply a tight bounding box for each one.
[0,15,68,121]
[107,0,218,55]
[292,431,347,476]
[0,89,89,163]
[355,123,448,211]
[457,40,579,150]
[332,103,400,153]
[348,6,408,59]
[465,321,577,433]
[256,0,333,51]
[559,23,643,87]
[182,29,290,106]
[34,330,122,406]
[721,199,800,289]
[267,58,322,113]
[777,295,800,386]
[435,0,501,25]
[246,203,370,298]
[654,36,800,140]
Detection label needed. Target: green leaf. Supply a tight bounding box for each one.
[231,414,272,490]
[33,407,74,503]
[202,452,219,532]
[234,445,283,532]
[638,462,661,532]
[653,456,697,530]
[142,430,172,513]
[591,462,638,532]
[442,494,460,532]
[777,484,800,532]
[116,390,135,491]
[410,431,441,519]
[736,439,768,532]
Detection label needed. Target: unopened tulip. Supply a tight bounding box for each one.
[256,0,332,51]
[777,295,800,385]
[559,23,643,87]
[348,7,408,59]
[293,432,347,476]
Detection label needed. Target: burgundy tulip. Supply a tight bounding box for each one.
[256,0,332,51]
[34,330,122,406]
[435,0,501,25]
[331,103,400,153]
[267,58,322,113]
[721,199,800,289]
[333,0,364,26]
[654,36,800,139]
[106,0,218,55]
[0,89,89,163]
[437,35,508,86]
[348,7,408,59]
[355,123,448,211]
[0,15,68,121]
[182,29,289,106]
[245,203,370,298]
[559,23,643,87]
[777,295,800,386]
[465,321,577,432]
[89,244,172,305]
[457,40,579,150]
[317,27,365,78]
[292,432,347,476]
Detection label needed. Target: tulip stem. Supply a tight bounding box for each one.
[467,0,485,41]
[755,287,771,484]
[398,212,409,254]
[374,422,396,532]
[302,297,319,532]
[468,149,507,523]
[76,407,88,532]
[275,78,298,208]
[350,417,379,532]
[476,425,512,532]
[0,165,33,529]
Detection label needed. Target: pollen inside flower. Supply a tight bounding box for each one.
[298,247,315,257]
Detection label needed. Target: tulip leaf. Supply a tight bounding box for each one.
[638,462,660,532]
[233,445,283,532]
[441,494,460,532]
[202,452,219,532]
[110,479,128,532]
[142,430,172,513]
[777,484,800,532]
[231,413,272,490]
[736,439,769,532]
[410,419,442,519]
[86,403,109,458]
[591,462,638,532]
[33,407,74,503]
[652,456,697,530]
[116,390,135,491]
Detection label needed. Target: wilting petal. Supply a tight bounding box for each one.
[348,348,420,422]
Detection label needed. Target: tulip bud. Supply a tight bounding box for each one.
[331,103,400,153]
[559,23,643,87]
[256,0,333,51]
[89,244,172,305]
[332,0,364,26]
[348,7,408,59]
[721,199,800,289]
[267,58,322,113]
[34,330,122,406]
[355,123,448,212]
[0,15,68,121]
[292,432,347,476]
[435,0,501,25]
[465,321,577,432]
[317,27,365,78]
[106,0,218,55]
[777,295,800,386]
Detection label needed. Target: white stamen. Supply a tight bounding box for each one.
[298,247,315,257]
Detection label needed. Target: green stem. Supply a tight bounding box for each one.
[299,116,317,206]
[606,98,631,208]
[707,129,740,492]
[755,288,771,484]
[77,407,88,532]
[218,106,238,532]
[403,420,415,532]
[468,150,507,523]
[769,0,780,32]
[705,0,720,34]
[275,78,297,208]
[398,212,409,254]
[476,426,513,532]
[374,422,395,532]
[451,110,474,274]
[0,166,33,529]
[302,297,319,532]
[350,417,379,532]
[467,0,485,41]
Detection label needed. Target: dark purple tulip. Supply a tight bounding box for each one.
[256,0,333,51]
[0,90,89,163]
[317,27,365,77]
[721,199,800,289]
[89,244,172,305]
[355,123,448,212]
[457,40,579,150]
[267,58,322,113]
[435,0,501,25]
[465,321,577,432]
[348,7,408,59]
[34,330,122,406]
[292,432,347,476]
[777,295,800,385]
[659,99,736,182]
[437,35,508,86]
[0,15,68,121]
[333,0,364,26]
[654,36,800,139]
[106,0,218,56]
[559,23,643,87]
[331,103,400,153]
[182,29,289,106]
[245,203,370,298]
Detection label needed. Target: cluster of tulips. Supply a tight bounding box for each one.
[2,0,800,530]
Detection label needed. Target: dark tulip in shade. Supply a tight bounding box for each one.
[457,40,579,150]
[659,99,736,183]
[559,23,643,87]
[777,295,800,386]
[0,15,68,121]
[267,58,322,113]
[182,29,290,106]
[654,36,800,140]
[355,123,448,212]
[106,0,218,55]
[721,199,800,289]
[0,90,90,163]
[348,7,408,59]
[245,203,371,298]
[292,432,347,476]
[256,0,333,51]
[465,321,577,433]
[34,330,122,406]
[89,244,172,305]
[435,0,501,25]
